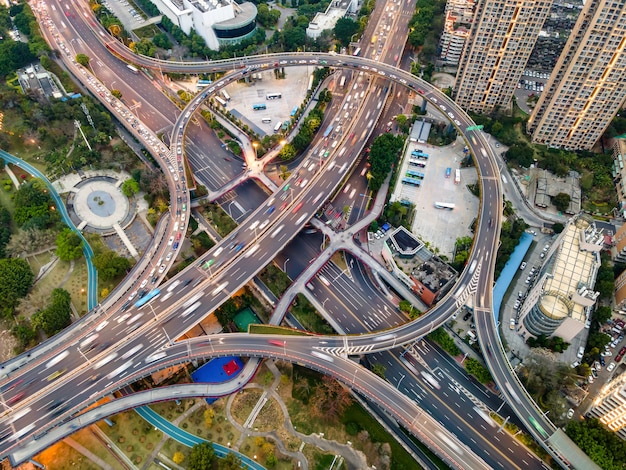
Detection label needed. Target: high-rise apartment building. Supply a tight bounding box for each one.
[588,371,626,439]
[454,0,552,113]
[438,0,475,66]
[528,0,626,150]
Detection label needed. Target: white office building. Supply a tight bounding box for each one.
[152,0,257,50]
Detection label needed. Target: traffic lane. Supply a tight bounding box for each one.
[375,350,544,470]
[49,1,174,132]
[275,230,325,279]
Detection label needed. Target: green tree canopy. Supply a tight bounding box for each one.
[56,228,83,261]
[0,206,12,258]
[75,53,90,67]
[14,179,59,230]
[121,178,140,197]
[552,192,571,212]
[0,36,36,76]
[93,250,132,281]
[464,358,493,384]
[277,143,296,161]
[368,133,404,190]
[188,442,215,470]
[333,17,359,46]
[0,258,34,317]
[505,142,535,167]
[152,32,172,50]
[566,418,626,470]
[32,288,72,335]
[218,453,243,470]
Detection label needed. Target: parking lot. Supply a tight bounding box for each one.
[391,136,479,257]
[223,66,314,138]
[101,0,147,31]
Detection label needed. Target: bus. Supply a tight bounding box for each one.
[339,75,346,87]
[135,288,161,308]
[274,121,283,133]
[261,118,272,123]
[352,47,361,57]
[434,202,455,210]
[528,416,549,439]
[406,170,425,179]
[445,167,451,178]
[371,35,377,45]
[221,89,230,101]
[127,64,139,74]
[252,103,267,111]
[323,125,333,138]
[290,106,298,117]
[402,177,421,187]
[411,150,429,160]
[454,169,461,185]
[215,96,227,107]
[266,92,282,100]
[408,159,426,168]
[197,79,211,88]
[307,74,314,91]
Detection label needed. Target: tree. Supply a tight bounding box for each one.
[56,228,83,261]
[368,133,404,190]
[277,143,296,161]
[111,89,122,99]
[173,452,185,465]
[593,306,612,325]
[464,358,493,384]
[552,192,571,212]
[31,288,72,335]
[552,222,564,234]
[188,442,215,470]
[371,363,387,379]
[566,418,626,470]
[121,178,140,197]
[505,142,534,167]
[218,453,243,470]
[75,53,90,67]
[204,407,215,427]
[0,258,34,316]
[13,179,58,230]
[93,250,132,281]
[152,32,172,50]
[333,17,359,46]
[0,206,12,258]
[310,376,354,422]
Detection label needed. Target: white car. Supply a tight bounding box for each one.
[567,409,574,419]
[140,279,148,288]
[520,262,527,270]
[607,362,616,372]
[158,264,166,274]
[165,252,173,262]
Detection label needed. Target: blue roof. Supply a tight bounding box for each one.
[492,232,534,322]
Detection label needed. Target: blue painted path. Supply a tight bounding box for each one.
[0,149,98,309]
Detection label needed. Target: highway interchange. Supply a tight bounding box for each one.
[0,0,597,468]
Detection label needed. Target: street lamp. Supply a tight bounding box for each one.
[252,142,259,160]
[397,373,406,389]
[283,258,290,273]
[227,201,237,220]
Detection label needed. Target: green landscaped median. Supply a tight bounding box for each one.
[248,324,313,336]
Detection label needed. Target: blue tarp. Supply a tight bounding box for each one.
[492,232,534,322]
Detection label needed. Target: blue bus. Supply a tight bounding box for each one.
[290,106,298,117]
[408,159,426,168]
[411,150,429,160]
[252,103,267,111]
[406,170,425,179]
[134,288,161,308]
[323,125,333,138]
[402,177,421,187]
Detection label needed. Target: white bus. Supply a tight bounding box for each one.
[434,202,455,210]
[221,89,230,101]
[127,64,139,74]
[339,76,346,87]
[266,92,282,100]
[274,121,283,132]
[215,96,227,107]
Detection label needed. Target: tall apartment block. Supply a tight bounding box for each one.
[438,0,475,66]
[454,0,552,113]
[528,0,626,150]
[588,371,626,439]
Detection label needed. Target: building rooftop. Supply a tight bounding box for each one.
[539,217,600,322]
[214,2,256,28]
[306,6,347,38]
[388,226,424,256]
[411,256,457,294]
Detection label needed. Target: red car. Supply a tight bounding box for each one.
[417,88,425,95]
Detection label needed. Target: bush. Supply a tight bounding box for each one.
[428,328,461,356]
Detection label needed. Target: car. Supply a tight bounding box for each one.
[520,262,527,270]
[140,279,148,288]
[588,375,594,384]
[567,409,574,419]
[509,319,516,330]
[463,312,472,322]
[608,362,616,372]
[540,252,546,258]
[600,356,606,367]
[158,264,166,274]
[128,291,137,301]
[165,252,173,262]
[518,291,523,299]
[611,339,619,348]
[570,361,580,369]
[514,300,520,309]
[577,346,584,359]
[151,276,159,284]
[602,350,613,357]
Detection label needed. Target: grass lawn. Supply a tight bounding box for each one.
[231,389,264,425]
[149,398,196,421]
[175,397,241,446]
[249,324,311,336]
[97,409,165,466]
[71,427,127,470]
[34,439,104,470]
